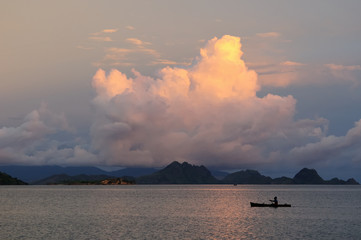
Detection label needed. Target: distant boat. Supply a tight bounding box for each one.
[250,202,291,207]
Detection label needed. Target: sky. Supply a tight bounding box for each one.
[1,0,361,181]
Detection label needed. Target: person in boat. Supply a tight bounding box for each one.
[270,196,278,206]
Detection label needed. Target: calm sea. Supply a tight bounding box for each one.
[1,185,360,240]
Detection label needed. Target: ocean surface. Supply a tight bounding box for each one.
[1,185,361,240]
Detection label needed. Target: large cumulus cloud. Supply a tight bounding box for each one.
[90,35,329,168]
[2,35,360,171]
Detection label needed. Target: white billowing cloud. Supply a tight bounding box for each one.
[90,35,330,168]
[0,105,97,165]
[0,110,52,150]
[0,144,98,166]
[0,104,69,149]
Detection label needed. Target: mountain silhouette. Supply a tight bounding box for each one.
[293,168,325,184]
[222,169,272,184]
[1,164,359,185]
[136,161,219,184]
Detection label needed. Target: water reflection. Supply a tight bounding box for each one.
[1,185,361,239]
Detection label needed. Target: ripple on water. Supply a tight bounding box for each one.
[1,185,361,239]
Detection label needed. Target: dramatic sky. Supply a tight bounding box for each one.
[1,1,361,180]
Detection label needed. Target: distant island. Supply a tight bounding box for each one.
[32,174,135,185]
[0,161,359,185]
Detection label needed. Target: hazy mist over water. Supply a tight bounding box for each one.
[1,185,361,239]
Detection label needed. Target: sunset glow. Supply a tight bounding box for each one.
[1,1,361,180]
[89,35,327,169]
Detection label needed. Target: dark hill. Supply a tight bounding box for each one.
[1,164,358,185]
[346,178,359,185]
[222,169,272,184]
[0,166,107,183]
[271,176,295,184]
[33,174,114,185]
[293,168,324,184]
[136,161,219,184]
[0,172,27,185]
[325,177,359,185]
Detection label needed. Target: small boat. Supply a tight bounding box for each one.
[250,202,291,207]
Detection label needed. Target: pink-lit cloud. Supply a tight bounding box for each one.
[90,35,331,168]
[102,29,118,34]
[126,38,151,48]
[2,35,361,170]
[89,28,118,42]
